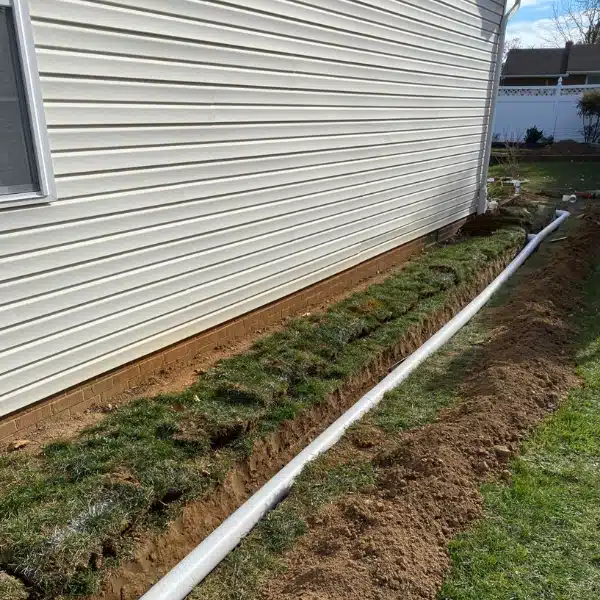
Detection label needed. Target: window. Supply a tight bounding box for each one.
[0,0,54,207]
[587,75,600,85]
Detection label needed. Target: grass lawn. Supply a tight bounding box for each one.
[440,255,600,600]
[489,161,600,196]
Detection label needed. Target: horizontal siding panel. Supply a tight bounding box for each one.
[0,196,476,387]
[45,119,485,152]
[44,104,488,129]
[0,0,504,414]
[4,148,482,272]
[1,142,481,232]
[30,0,497,58]
[1,183,480,353]
[259,0,503,27]
[32,21,493,76]
[0,158,481,302]
[51,139,483,201]
[1,170,481,330]
[50,131,485,176]
[358,0,504,20]
[40,80,491,106]
[7,144,482,259]
[36,50,492,93]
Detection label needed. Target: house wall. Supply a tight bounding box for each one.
[0,0,505,418]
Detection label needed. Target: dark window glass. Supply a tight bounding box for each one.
[0,7,39,197]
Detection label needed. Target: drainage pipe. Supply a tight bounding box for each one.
[478,0,523,214]
[140,210,569,600]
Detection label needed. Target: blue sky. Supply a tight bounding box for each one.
[507,0,563,47]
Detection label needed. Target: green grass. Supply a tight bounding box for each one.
[0,572,28,600]
[440,258,600,600]
[0,228,525,599]
[191,313,498,600]
[489,161,600,196]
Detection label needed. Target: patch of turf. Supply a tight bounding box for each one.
[0,572,28,600]
[0,228,524,598]
[440,259,600,600]
[369,322,489,434]
[489,161,600,196]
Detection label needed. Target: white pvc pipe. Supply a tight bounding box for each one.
[140,209,569,600]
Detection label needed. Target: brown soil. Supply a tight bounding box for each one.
[538,140,600,156]
[257,208,600,600]
[4,256,426,455]
[493,141,600,157]
[88,251,518,600]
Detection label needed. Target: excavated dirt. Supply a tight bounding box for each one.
[89,252,518,600]
[258,208,600,600]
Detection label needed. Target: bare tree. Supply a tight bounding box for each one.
[551,0,600,45]
[503,36,522,62]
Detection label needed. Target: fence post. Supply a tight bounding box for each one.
[552,76,563,138]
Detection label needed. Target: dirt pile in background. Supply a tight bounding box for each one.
[261,209,600,600]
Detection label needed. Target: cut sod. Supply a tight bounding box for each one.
[0,227,524,599]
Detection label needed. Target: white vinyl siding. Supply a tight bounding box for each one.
[0,0,505,416]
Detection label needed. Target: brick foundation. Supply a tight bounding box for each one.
[0,219,468,442]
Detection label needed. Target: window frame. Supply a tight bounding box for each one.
[0,0,55,208]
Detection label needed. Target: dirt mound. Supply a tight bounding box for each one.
[261,209,600,600]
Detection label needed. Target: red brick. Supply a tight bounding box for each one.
[51,390,84,414]
[70,396,100,415]
[82,385,97,400]
[186,338,203,354]
[15,404,53,431]
[113,365,140,387]
[0,419,17,441]
[139,355,164,375]
[163,344,188,365]
[91,376,114,396]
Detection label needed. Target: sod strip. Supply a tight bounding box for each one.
[0,228,524,599]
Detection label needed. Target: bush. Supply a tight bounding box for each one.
[541,135,555,146]
[524,126,544,145]
[577,90,600,143]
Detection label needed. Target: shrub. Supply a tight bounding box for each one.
[577,90,600,143]
[541,134,555,146]
[524,126,544,145]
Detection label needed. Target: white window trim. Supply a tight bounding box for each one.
[1,0,55,209]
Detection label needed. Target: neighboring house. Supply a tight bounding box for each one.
[0,0,509,425]
[503,41,600,86]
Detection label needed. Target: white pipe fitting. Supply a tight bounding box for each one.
[140,209,569,600]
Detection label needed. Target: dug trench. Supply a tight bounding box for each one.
[91,251,518,600]
[216,207,600,600]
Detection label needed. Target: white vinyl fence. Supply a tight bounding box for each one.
[493,80,600,142]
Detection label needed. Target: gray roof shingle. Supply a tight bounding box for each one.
[503,47,567,77]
